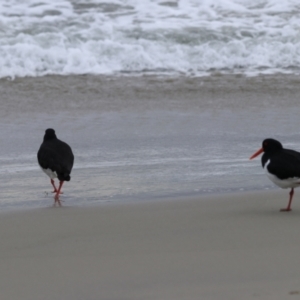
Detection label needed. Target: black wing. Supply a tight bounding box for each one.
[38,139,74,179]
[266,149,300,180]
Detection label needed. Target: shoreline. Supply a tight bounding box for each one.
[0,186,296,212]
[0,184,279,214]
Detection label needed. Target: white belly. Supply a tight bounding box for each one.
[264,160,300,189]
[41,168,57,179]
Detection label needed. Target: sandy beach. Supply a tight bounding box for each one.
[2,0,300,297]
[1,74,300,299]
[1,190,300,300]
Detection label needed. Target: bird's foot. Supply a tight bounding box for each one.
[280,208,292,212]
[51,190,63,194]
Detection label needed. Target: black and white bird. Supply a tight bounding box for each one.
[37,128,74,206]
[250,138,300,212]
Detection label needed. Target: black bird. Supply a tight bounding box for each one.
[250,138,300,212]
[37,128,74,206]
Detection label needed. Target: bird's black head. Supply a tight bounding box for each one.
[250,138,283,160]
[44,128,57,142]
[262,138,283,153]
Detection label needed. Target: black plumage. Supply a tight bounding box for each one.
[250,138,300,211]
[261,139,300,180]
[38,128,74,206]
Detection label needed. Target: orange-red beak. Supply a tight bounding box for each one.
[249,148,264,160]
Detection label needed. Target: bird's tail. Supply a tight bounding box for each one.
[58,173,71,181]
[64,174,71,181]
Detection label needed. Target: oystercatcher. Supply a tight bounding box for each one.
[37,129,74,206]
[250,138,300,211]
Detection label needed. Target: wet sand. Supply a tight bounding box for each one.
[1,74,300,208]
[1,190,300,300]
[1,74,300,114]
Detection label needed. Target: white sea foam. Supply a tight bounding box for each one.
[0,0,300,78]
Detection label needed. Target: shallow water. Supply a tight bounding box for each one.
[1,74,300,210]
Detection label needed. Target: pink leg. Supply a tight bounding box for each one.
[50,179,63,194]
[54,181,64,207]
[51,179,58,193]
[280,188,294,212]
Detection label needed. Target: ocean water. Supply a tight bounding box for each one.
[1,0,300,78]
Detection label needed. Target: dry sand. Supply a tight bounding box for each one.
[1,190,300,300]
